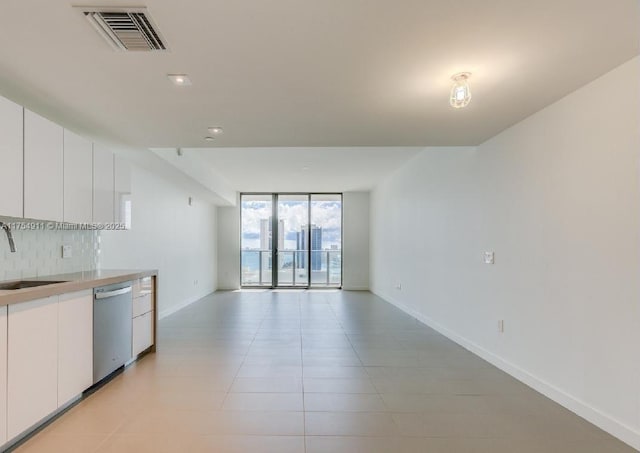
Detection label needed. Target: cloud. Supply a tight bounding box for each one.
[241,197,343,249]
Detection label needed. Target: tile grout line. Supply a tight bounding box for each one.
[325,292,365,370]
[325,292,404,435]
[219,291,270,410]
[13,290,635,451]
[300,291,307,452]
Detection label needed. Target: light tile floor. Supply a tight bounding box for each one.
[14,290,636,452]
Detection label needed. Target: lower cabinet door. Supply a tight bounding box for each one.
[132,294,152,318]
[58,290,93,407]
[0,307,7,445]
[8,297,58,439]
[132,311,153,356]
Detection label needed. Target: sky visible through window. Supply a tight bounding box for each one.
[241,194,342,286]
[241,196,342,251]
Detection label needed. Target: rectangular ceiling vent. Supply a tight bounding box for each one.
[81,7,167,51]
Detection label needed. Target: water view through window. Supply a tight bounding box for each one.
[241,194,342,287]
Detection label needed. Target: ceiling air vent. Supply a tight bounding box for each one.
[82,8,167,51]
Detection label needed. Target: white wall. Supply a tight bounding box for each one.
[343,192,369,290]
[370,57,640,448]
[100,164,218,318]
[217,203,241,290]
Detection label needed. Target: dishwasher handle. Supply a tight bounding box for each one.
[95,286,132,300]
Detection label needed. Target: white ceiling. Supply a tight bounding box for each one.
[173,147,424,192]
[0,0,637,150]
[0,1,637,199]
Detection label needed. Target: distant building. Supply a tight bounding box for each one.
[259,218,284,250]
[259,218,284,269]
[296,225,323,270]
[259,219,269,250]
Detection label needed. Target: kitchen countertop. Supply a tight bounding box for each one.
[0,269,157,306]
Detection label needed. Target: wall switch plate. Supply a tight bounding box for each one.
[498,320,504,333]
[484,251,495,264]
[62,244,73,259]
[395,283,402,290]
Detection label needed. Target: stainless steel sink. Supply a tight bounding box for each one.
[0,280,67,290]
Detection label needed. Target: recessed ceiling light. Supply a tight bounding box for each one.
[167,74,192,86]
[204,136,215,142]
[207,126,224,135]
[302,166,309,171]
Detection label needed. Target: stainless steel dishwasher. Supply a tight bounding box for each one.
[93,281,133,383]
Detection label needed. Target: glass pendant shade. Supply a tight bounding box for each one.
[450,72,472,108]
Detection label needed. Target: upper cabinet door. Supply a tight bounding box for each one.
[24,110,63,222]
[114,154,132,229]
[0,96,24,218]
[93,144,114,224]
[63,130,93,224]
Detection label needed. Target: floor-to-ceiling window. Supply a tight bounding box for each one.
[240,194,273,286]
[240,193,342,288]
[310,194,342,286]
[277,195,309,287]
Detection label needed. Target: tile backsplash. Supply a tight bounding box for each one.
[0,220,99,280]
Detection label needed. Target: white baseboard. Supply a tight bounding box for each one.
[371,288,640,452]
[342,286,370,291]
[157,288,215,320]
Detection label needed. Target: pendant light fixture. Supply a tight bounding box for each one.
[450,72,472,108]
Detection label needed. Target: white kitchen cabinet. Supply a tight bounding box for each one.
[24,110,64,222]
[0,96,23,218]
[132,276,154,356]
[8,297,58,439]
[132,293,152,318]
[57,290,93,407]
[0,307,7,445]
[93,144,114,224]
[63,130,93,224]
[132,311,154,356]
[114,154,132,229]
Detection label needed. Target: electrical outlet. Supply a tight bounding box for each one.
[62,244,72,259]
[395,283,402,290]
[498,319,504,333]
[484,251,495,265]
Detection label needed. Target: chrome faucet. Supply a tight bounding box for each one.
[0,222,16,253]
